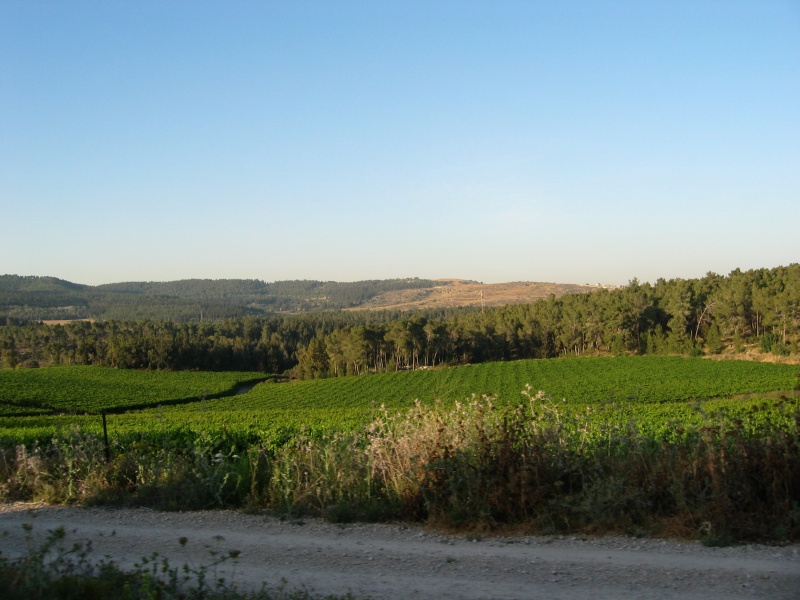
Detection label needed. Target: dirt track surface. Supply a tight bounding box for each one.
[1,504,798,600]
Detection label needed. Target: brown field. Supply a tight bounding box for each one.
[40,319,95,326]
[704,350,800,365]
[352,279,614,311]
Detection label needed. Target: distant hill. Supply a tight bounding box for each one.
[355,279,609,311]
[0,275,88,293]
[0,274,607,322]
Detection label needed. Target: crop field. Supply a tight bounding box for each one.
[229,356,800,410]
[0,366,265,415]
[0,357,798,446]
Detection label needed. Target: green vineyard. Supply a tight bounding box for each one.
[223,356,799,409]
[1,357,798,445]
[0,367,266,414]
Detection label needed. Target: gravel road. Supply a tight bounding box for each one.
[1,503,798,599]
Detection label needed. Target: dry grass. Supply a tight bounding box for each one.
[361,393,800,541]
[352,280,611,311]
[39,319,94,326]
[703,349,800,365]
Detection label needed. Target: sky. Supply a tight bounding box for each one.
[1,1,799,286]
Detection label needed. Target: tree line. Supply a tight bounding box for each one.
[293,265,799,378]
[1,265,797,374]
[0,310,462,372]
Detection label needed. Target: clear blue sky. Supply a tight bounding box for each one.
[2,1,798,286]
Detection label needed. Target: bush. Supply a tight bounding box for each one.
[363,389,800,540]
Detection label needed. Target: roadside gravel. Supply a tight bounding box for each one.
[1,503,798,599]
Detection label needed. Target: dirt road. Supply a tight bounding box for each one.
[1,503,798,599]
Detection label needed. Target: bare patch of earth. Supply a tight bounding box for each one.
[1,503,797,599]
[39,319,95,325]
[354,280,611,311]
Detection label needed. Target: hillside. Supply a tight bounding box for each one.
[1,264,798,373]
[0,275,605,322]
[356,279,608,311]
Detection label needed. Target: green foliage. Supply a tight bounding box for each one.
[760,332,790,356]
[704,323,724,354]
[761,332,778,353]
[173,355,800,426]
[0,358,797,446]
[0,367,265,415]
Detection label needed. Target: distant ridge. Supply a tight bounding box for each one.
[0,275,603,322]
[0,275,88,293]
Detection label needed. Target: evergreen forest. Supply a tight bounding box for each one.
[0,264,797,375]
[0,276,442,320]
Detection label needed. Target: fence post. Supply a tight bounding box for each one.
[102,411,111,463]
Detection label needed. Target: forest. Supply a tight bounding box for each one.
[0,275,442,320]
[0,264,797,375]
